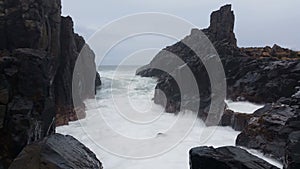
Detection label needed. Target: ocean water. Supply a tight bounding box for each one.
[57,66,282,169]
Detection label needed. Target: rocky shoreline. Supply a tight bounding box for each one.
[0,0,102,168]
[137,5,300,169]
[0,1,299,169]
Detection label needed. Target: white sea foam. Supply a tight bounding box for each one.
[225,100,264,114]
[57,66,282,169]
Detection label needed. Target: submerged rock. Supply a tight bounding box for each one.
[190,146,279,169]
[9,134,103,169]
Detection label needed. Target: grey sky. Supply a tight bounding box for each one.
[62,0,300,65]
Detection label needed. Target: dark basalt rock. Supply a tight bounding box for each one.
[136,5,239,120]
[0,0,101,168]
[0,48,56,168]
[137,5,300,167]
[189,146,279,169]
[236,96,300,162]
[0,0,62,57]
[54,16,101,126]
[206,4,237,47]
[137,4,300,120]
[9,134,103,169]
[284,131,300,169]
[220,109,252,131]
[225,57,300,103]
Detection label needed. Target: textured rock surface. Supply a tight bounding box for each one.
[236,96,300,161]
[225,56,300,103]
[241,45,300,60]
[137,4,300,118]
[189,146,279,169]
[220,109,252,131]
[54,16,100,126]
[0,0,62,59]
[9,134,103,169]
[137,5,300,167]
[284,131,300,169]
[0,0,101,168]
[0,49,57,168]
[206,4,237,47]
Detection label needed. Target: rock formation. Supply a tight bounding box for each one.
[9,134,103,169]
[137,4,300,122]
[137,4,300,169]
[236,95,300,162]
[190,146,279,169]
[241,45,300,60]
[284,131,300,169]
[137,5,300,116]
[220,109,252,131]
[205,4,237,47]
[0,0,101,168]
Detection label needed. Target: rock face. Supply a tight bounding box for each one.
[189,146,279,169]
[0,0,62,57]
[54,16,100,126]
[284,131,300,169]
[224,55,300,103]
[9,134,103,169]
[137,4,300,118]
[206,4,237,47]
[137,4,300,167]
[0,49,57,168]
[0,0,101,168]
[138,35,214,118]
[236,96,300,162]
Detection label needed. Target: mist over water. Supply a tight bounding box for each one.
[57,66,282,169]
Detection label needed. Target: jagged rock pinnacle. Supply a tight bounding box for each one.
[207,4,237,47]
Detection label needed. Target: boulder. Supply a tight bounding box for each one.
[220,109,252,131]
[190,146,279,169]
[9,134,103,169]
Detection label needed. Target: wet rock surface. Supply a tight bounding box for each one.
[220,109,252,131]
[236,96,300,162]
[0,0,101,168]
[190,146,279,169]
[9,134,103,169]
[138,4,300,169]
[137,5,300,117]
[284,131,300,169]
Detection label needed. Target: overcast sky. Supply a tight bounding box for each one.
[62,0,300,65]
